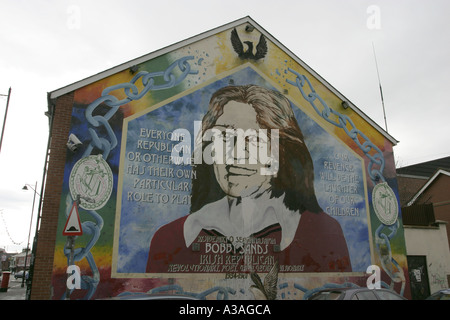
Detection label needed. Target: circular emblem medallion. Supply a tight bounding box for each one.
[372,182,398,225]
[69,155,113,210]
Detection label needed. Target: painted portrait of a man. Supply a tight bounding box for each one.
[146,84,351,274]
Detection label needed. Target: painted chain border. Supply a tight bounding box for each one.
[285,68,405,297]
[62,56,198,299]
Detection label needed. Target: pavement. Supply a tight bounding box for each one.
[0,276,27,300]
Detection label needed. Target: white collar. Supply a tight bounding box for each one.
[183,192,300,250]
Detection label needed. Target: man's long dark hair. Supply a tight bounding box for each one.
[190,85,322,214]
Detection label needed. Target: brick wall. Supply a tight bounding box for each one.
[30,92,74,300]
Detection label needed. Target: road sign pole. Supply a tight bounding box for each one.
[64,195,81,300]
[65,235,75,300]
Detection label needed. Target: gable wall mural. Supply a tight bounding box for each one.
[49,20,411,300]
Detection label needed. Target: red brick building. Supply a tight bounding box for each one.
[397,156,450,247]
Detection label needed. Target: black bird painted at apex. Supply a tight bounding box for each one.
[231,28,267,60]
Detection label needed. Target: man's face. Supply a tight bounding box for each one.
[212,101,272,198]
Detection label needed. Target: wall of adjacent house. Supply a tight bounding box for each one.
[414,173,450,254]
[404,222,450,293]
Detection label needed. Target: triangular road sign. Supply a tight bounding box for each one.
[63,201,83,236]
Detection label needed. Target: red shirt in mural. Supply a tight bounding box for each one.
[146,208,351,274]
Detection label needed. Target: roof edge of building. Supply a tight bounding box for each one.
[47,15,398,145]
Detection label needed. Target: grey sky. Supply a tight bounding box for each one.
[1,0,449,251]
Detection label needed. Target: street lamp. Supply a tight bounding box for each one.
[21,182,39,288]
